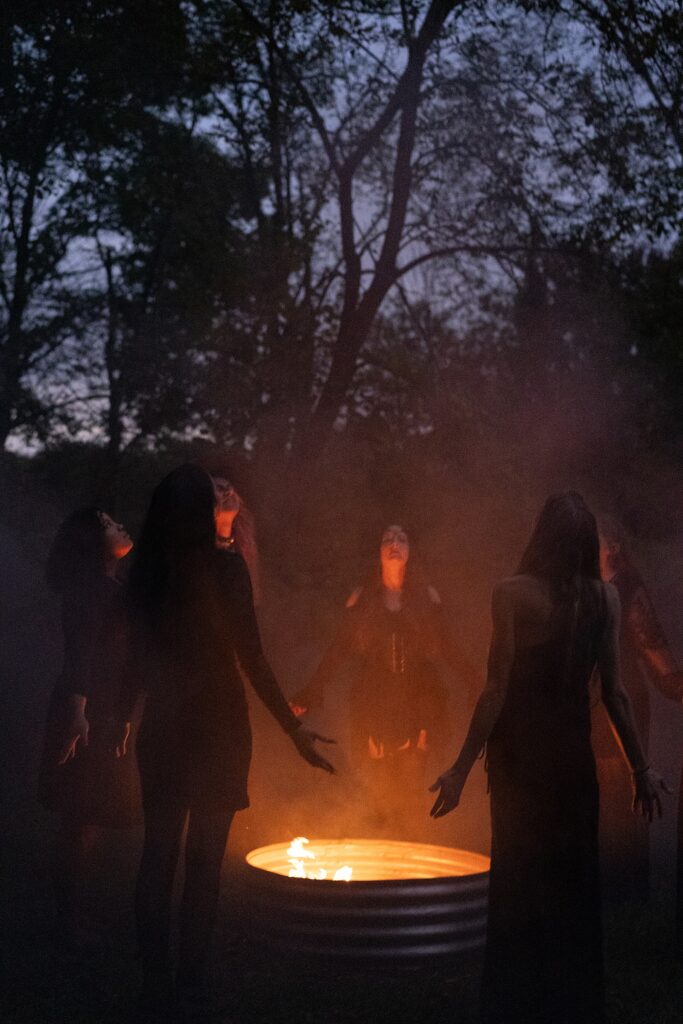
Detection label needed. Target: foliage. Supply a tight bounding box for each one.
[0,0,681,466]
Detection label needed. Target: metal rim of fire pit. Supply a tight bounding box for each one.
[244,839,490,965]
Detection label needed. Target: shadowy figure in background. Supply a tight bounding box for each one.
[293,523,479,838]
[430,492,669,1024]
[593,514,683,901]
[38,508,136,951]
[117,464,335,1018]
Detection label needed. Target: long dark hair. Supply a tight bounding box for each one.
[518,492,603,682]
[46,507,107,593]
[355,524,440,656]
[127,464,216,614]
[518,492,600,594]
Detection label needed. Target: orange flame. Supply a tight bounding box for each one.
[286,837,353,882]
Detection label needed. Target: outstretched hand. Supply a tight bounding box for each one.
[429,767,467,819]
[292,726,336,774]
[632,767,673,822]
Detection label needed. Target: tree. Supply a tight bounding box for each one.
[0,0,189,449]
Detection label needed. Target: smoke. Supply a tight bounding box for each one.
[223,350,683,873]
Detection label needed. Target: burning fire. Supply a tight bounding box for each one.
[247,838,490,882]
[287,836,353,881]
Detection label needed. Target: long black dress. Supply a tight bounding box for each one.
[483,596,606,1024]
[297,586,475,838]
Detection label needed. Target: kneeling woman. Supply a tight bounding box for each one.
[118,464,334,1009]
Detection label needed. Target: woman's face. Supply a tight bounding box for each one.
[98,512,133,560]
[380,524,410,568]
[212,476,241,534]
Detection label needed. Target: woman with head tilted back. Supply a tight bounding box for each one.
[117,464,334,1015]
[293,523,479,837]
[198,451,261,602]
[429,493,669,1024]
[38,507,135,949]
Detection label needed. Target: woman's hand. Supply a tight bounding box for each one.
[114,720,131,759]
[632,767,673,822]
[291,726,336,773]
[58,712,89,765]
[429,767,467,819]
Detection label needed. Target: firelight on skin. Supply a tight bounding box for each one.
[98,512,133,566]
[212,476,241,546]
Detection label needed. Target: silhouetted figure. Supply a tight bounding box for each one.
[294,523,478,837]
[430,493,669,1024]
[593,515,683,900]
[38,508,135,950]
[117,464,334,1017]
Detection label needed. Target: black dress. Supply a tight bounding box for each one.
[122,549,300,814]
[483,601,606,1024]
[297,588,474,838]
[38,574,138,828]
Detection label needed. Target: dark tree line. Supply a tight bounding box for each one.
[1,0,681,468]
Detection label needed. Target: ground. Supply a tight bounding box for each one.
[0,818,680,1024]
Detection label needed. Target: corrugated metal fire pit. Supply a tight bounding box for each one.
[244,838,490,966]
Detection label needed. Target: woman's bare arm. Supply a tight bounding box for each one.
[599,584,648,772]
[429,581,516,817]
[599,583,671,819]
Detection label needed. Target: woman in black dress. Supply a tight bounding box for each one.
[593,514,683,899]
[38,507,135,948]
[117,464,334,1013]
[429,492,669,1024]
[293,523,478,837]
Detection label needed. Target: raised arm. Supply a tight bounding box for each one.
[599,583,671,820]
[429,581,516,817]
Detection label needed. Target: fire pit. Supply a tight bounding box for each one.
[244,838,490,966]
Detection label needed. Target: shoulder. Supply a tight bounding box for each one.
[492,574,542,619]
[494,574,530,601]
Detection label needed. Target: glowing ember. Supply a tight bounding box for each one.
[286,836,353,881]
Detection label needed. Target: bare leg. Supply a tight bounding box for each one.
[177,808,234,992]
[135,807,186,978]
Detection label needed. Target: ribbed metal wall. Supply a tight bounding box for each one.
[244,841,489,966]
